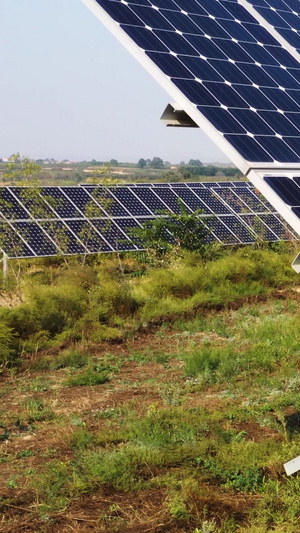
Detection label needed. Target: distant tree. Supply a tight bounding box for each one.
[188,159,203,167]
[146,159,151,166]
[137,158,147,169]
[110,159,118,166]
[161,171,181,183]
[150,157,164,169]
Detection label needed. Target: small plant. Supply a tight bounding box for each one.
[65,363,111,387]
[158,382,182,406]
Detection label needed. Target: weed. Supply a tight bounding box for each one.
[158,382,182,406]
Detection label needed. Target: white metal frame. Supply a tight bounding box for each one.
[81,0,300,246]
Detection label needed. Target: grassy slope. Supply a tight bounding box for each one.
[1,247,300,532]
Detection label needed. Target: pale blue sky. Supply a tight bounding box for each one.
[0,0,230,163]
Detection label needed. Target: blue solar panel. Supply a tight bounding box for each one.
[82,0,300,166]
[64,219,113,253]
[191,188,231,213]
[213,187,251,212]
[12,222,58,256]
[10,188,56,219]
[0,222,35,258]
[40,221,85,254]
[61,187,105,217]
[92,219,137,250]
[0,189,29,220]
[40,188,82,218]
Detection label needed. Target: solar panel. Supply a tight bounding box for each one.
[81,0,300,254]
[12,222,58,256]
[82,0,300,165]
[0,181,296,259]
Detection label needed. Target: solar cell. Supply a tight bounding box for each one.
[232,187,270,211]
[260,212,296,238]
[109,187,152,215]
[86,186,130,216]
[132,187,170,213]
[174,187,210,212]
[149,186,182,212]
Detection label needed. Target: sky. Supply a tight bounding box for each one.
[0,0,230,164]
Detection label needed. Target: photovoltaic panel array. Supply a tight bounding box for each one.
[0,183,296,259]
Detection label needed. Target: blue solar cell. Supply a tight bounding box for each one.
[257,135,300,162]
[174,188,210,212]
[260,213,295,238]
[86,187,130,216]
[120,25,169,52]
[230,109,274,134]
[198,107,246,133]
[234,187,269,211]
[152,187,182,212]
[153,30,199,55]
[185,35,227,59]
[191,189,230,214]
[95,0,144,25]
[240,214,278,240]
[265,175,300,204]
[179,56,223,82]
[146,52,193,78]
[224,135,273,162]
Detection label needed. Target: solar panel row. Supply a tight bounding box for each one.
[0,182,296,258]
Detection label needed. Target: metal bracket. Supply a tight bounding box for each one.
[160,103,199,128]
